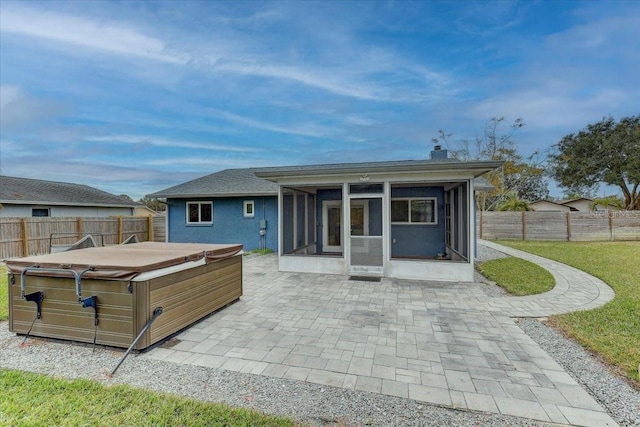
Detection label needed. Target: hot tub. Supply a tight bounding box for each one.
[5,242,243,350]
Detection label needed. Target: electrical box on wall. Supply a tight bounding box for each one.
[260,219,267,229]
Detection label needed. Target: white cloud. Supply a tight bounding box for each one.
[210,109,336,139]
[0,85,22,109]
[145,157,272,168]
[546,13,640,56]
[0,4,453,104]
[472,87,631,131]
[0,6,187,64]
[0,85,64,130]
[85,135,262,153]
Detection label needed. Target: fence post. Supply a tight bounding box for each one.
[609,211,614,241]
[118,216,123,244]
[566,212,571,241]
[76,217,83,240]
[147,215,154,242]
[21,218,29,256]
[522,211,527,240]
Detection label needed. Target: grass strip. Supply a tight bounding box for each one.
[497,240,640,384]
[0,369,297,426]
[477,257,555,296]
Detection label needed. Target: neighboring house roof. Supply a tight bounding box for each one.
[149,168,279,198]
[473,176,494,192]
[150,160,502,199]
[529,200,573,212]
[556,197,592,205]
[0,175,141,208]
[134,206,160,216]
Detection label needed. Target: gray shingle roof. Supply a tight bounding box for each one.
[0,175,141,207]
[255,158,503,178]
[149,168,279,198]
[149,158,501,199]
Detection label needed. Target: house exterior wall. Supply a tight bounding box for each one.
[390,186,446,257]
[167,196,278,251]
[562,199,591,212]
[0,204,134,218]
[530,201,571,212]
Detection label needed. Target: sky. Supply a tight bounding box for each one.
[1,0,638,200]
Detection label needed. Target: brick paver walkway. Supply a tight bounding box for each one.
[145,244,617,426]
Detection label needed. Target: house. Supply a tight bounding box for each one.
[558,197,614,212]
[134,205,161,216]
[149,168,279,251]
[150,149,502,282]
[0,175,141,218]
[529,200,572,212]
[529,197,613,212]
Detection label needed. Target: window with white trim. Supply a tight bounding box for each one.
[391,198,437,224]
[186,202,212,224]
[243,200,255,218]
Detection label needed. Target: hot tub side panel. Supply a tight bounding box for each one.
[8,275,136,347]
[134,255,243,349]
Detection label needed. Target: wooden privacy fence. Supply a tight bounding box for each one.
[0,216,167,259]
[477,210,640,241]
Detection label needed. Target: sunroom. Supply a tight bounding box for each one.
[255,154,502,282]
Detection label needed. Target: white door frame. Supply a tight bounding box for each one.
[322,200,343,252]
[347,194,383,276]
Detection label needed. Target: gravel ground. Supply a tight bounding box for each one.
[475,243,510,263]
[517,318,640,427]
[2,247,637,426]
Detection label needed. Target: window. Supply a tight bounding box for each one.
[186,202,212,224]
[349,183,383,194]
[391,198,436,224]
[243,200,255,218]
[32,208,50,217]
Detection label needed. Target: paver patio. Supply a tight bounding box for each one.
[144,242,618,426]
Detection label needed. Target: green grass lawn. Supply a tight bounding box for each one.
[497,240,640,385]
[0,264,7,321]
[477,257,555,296]
[0,369,297,426]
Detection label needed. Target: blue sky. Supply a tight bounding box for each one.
[1,0,638,200]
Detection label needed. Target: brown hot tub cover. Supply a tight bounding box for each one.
[5,242,243,281]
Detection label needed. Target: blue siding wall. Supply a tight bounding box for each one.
[390,186,446,257]
[167,196,278,251]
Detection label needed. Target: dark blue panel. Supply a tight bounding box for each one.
[391,224,447,257]
[296,193,305,248]
[368,198,383,236]
[283,194,294,253]
[390,186,446,257]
